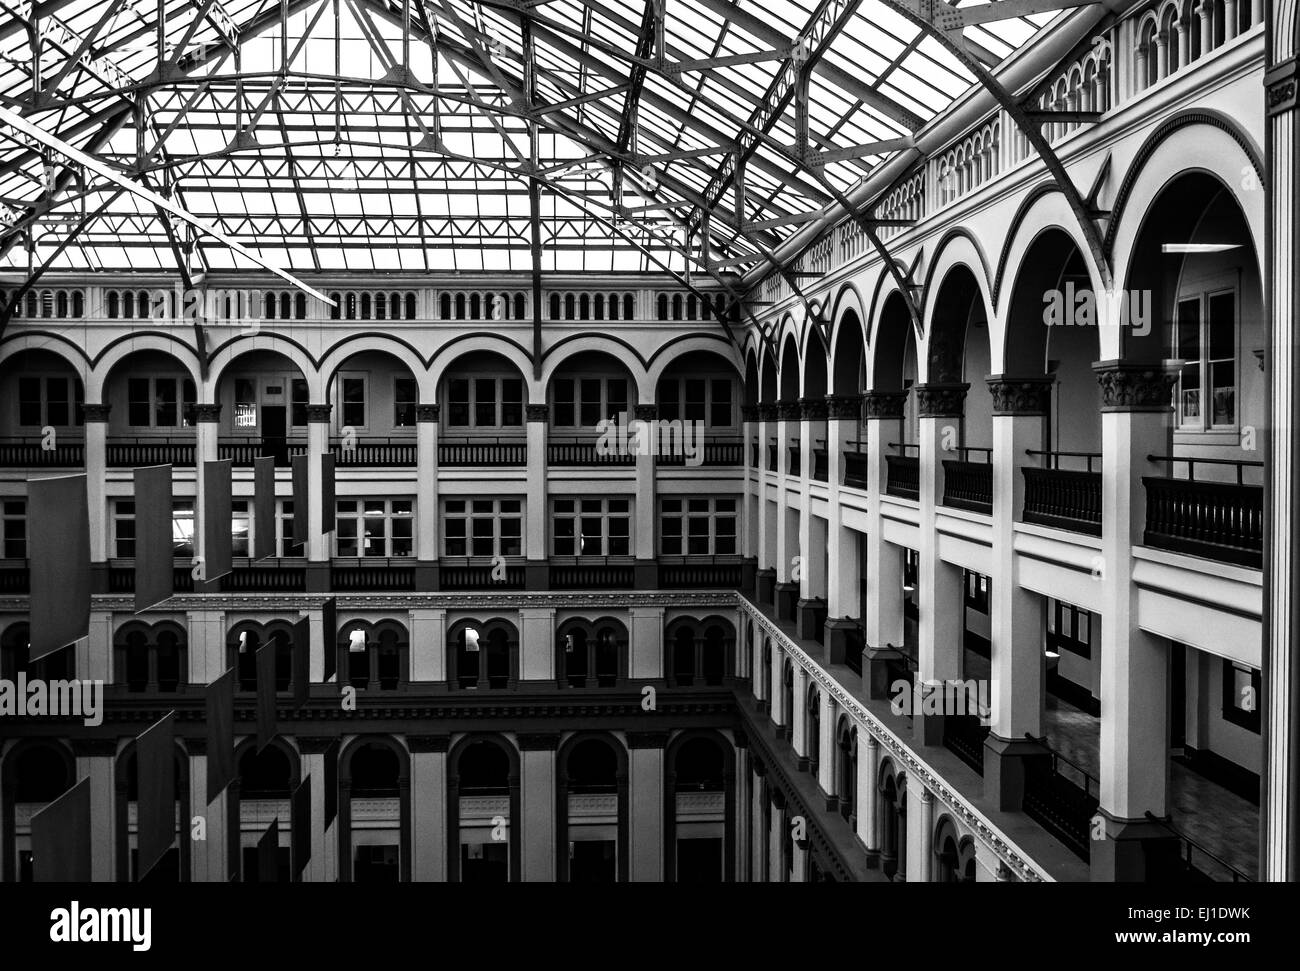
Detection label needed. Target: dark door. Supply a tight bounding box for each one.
[261,405,287,465]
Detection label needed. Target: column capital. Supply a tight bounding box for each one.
[415,403,440,422]
[633,403,658,421]
[824,393,863,419]
[1092,360,1176,412]
[986,376,1053,416]
[755,402,778,422]
[525,403,549,422]
[305,403,333,423]
[1266,58,1298,116]
[862,390,908,420]
[775,399,802,421]
[798,396,827,421]
[915,382,969,418]
[407,733,451,753]
[740,404,760,422]
[82,403,112,422]
[193,403,222,423]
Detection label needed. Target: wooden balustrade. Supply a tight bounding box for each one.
[942,459,992,514]
[885,454,919,500]
[0,438,84,468]
[1143,460,1263,568]
[437,438,527,466]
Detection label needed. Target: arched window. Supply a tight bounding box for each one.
[837,719,857,822]
[337,620,408,691]
[657,293,669,320]
[557,735,628,882]
[233,742,296,882]
[806,686,821,773]
[3,741,75,880]
[448,620,517,690]
[340,739,410,883]
[448,736,519,882]
[116,622,186,692]
[666,733,734,882]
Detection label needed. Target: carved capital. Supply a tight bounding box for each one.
[1266,58,1298,116]
[775,399,802,421]
[861,391,907,421]
[987,376,1054,416]
[755,403,778,422]
[798,396,827,421]
[823,393,863,420]
[633,403,658,421]
[305,403,333,423]
[192,403,222,423]
[525,403,549,422]
[740,404,760,423]
[415,403,440,423]
[82,403,112,422]
[915,383,969,419]
[1092,361,1176,412]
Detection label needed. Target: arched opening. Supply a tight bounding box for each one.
[557,617,628,688]
[873,292,921,514]
[323,350,419,455]
[335,619,409,691]
[115,743,191,881]
[447,736,520,882]
[832,310,868,488]
[437,350,527,449]
[665,732,735,882]
[654,349,742,462]
[2,740,75,881]
[877,762,906,881]
[547,350,636,434]
[213,350,305,467]
[780,656,794,739]
[666,617,733,687]
[1,621,73,684]
[836,717,858,823]
[0,350,84,460]
[231,740,299,882]
[556,734,629,882]
[447,619,518,691]
[806,685,821,774]
[115,621,187,692]
[339,737,411,882]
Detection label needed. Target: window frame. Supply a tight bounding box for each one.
[551,496,632,557]
[658,496,738,556]
[333,498,415,558]
[1172,284,1238,433]
[442,497,523,558]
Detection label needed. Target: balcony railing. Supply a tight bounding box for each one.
[218,438,307,466]
[1022,451,1102,536]
[0,437,84,468]
[1022,734,1098,862]
[331,438,417,467]
[766,438,777,472]
[106,437,195,468]
[812,445,828,482]
[1143,812,1254,883]
[843,443,868,489]
[547,440,636,467]
[107,563,196,593]
[438,437,526,467]
[330,558,415,591]
[439,559,526,590]
[1143,456,1264,568]
[787,442,801,475]
[217,560,307,591]
[942,448,993,514]
[656,438,744,467]
[659,556,744,589]
[884,446,919,500]
[549,557,634,589]
[0,561,29,593]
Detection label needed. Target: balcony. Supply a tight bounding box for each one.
[812,445,828,482]
[1022,452,1102,536]
[331,558,415,591]
[884,446,919,500]
[218,438,307,467]
[0,560,29,593]
[942,448,992,514]
[659,555,743,589]
[766,438,777,472]
[331,437,417,467]
[787,442,801,475]
[549,557,634,589]
[1023,737,1099,863]
[218,560,307,591]
[106,437,195,468]
[0,437,84,468]
[843,445,868,489]
[107,563,197,592]
[437,437,526,467]
[1143,456,1263,568]
[439,559,526,590]
[547,439,636,467]
[655,437,744,467]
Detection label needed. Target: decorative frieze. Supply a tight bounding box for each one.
[740,404,760,422]
[1092,361,1177,412]
[406,734,451,753]
[915,382,969,418]
[862,391,907,420]
[755,403,778,422]
[987,377,1053,416]
[517,732,561,751]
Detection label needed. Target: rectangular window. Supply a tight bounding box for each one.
[1,500,25,558]
[710,379,733,427]
[1174,289,1237,431]
[475,378,497,427]
[552,497,631,556]
[963,571,989,614]
[1207,290,1235,427]
[232,500,250,558]
[554,378,576,427]
[1047,600,1091,658]
[658,379,680,422]
[234,378,257,429]
[442,498,522,557]
[341,376,366,429]
[291,378,309,427]
[1175,297,1201,427]
[18,377,42,426]
[277,500,304,557]
[501,378,523,426]
[1222,659,1261,733]
[448,378,471,427]
[659,496,736,555]
[111,499,194,557]
[394,377,417,427]
[335,498,413,557]
[554,377,627,428]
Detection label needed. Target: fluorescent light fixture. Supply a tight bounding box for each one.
[1161,243,1241,254]
[464,627,480,652]
[348,629,368,653]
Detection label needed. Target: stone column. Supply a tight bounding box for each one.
[83,403,111,590]
[518,733,558,882]
[755,403,777,604]
[740,405,759,594]
[415,404,439,590]
[409,607,446,682]
[1155,29,1168,79]
[1198,1,1212,57]
[817,691,836,802]
[750,758,768,879]
[193,403,222,593]
[298,736,340,882]
[1264,38,1300,882]
[408,735,448,881]
[1091,362,1179,880]
[824,394,864,662]
[628,732,666,881]
[913,383,968,745]
[915,787,935,882]
[791,663,808,768]
[304,403,332,592]
[858,729,879,865]
[633,403,658,589]
[984,378,1052,810]
[774,400,803,620]
[524,403,549,590]
[797,397,828,640]
[73,740,116,881]
[862,391,907,697]
[1225,0,1238,39]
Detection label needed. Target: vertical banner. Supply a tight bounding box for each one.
[202,459,233,581]
[28,473,90,660]
[31,778,91,881]
[136,710,177,881]
[320,452,336,534]
[253,455,277,561]
[133,464,174,614]
[291,452,309,545]
[206,669,236,803]
[324,738,340,828]
[256,641,278,751]
[292,775,312,878]
[257,818,280,883]
[292,616,310,709]
[322,597,337,682]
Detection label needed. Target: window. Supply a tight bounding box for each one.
[277,501,305,557]
[552,498,631,556]
[1222,660,1261,733]
[447,377,523,428]
[443,498,522,557]
[1174,289,1236,430]
[394,377,417,427]
[234,378,257,429]
[659,497,737,555]
[340,376,366,428]
[128,377,195,428]
[658,377,734,427]
[963,571,989,614]
[16,376,83,427]
[1047,600,1091,658]
[2,500,25,558]
[335,499,413,557]
[553,377,627,428]
[291,378,309,427]
[111,499,194,558]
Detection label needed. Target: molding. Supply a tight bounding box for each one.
[1092,360,1177,412]
[862,390,907,421]
[517,732,561,751]
[305,403,332,423]
[192,403,222,423]
[1265,58,1297,116]
[406,734,451,753]
[915,383,969,418]
[824,393,863,419]
[740,404,760,422]
[525,403,549,422]
[775,400,802,421]
[626,731,670,749]
[798,396,828,421]
[415,403,440,422]
[633,404,658,421]
[82,403,111,422]
[987,376,1054,416]
[755,403,778,422]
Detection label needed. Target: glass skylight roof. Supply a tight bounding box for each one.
[0,0,1052,275]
